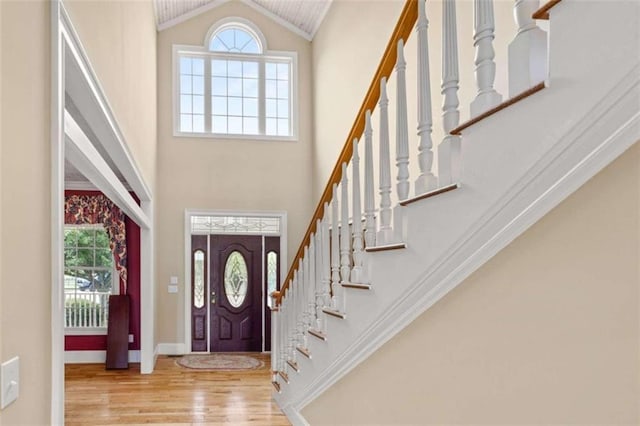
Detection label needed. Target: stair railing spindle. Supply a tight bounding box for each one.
[330,185,342,312]
[320,211,331,330]
[439,0,462,186]
[508,0,547,96]
[363,110,376,249]
[395,39,410,201]
[351,138,365,283]
[377,77,395,245]
[471,0,503,116]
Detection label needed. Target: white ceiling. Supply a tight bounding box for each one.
[153,0,333,39]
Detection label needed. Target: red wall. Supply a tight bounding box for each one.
[64,190,141,352]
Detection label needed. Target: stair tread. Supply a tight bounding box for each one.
[400,183,459,206]
[278,370,289,384]
[272,381,281,393]
[286,359,300,372]
[451,82,546,135]
[365,242,407,252]
[296,346,312,359]
[308,328,327,341]
[322,307,346,319]
[341,282,372,290]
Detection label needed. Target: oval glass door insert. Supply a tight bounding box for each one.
[224,251,248,307]
[193,250,205,308]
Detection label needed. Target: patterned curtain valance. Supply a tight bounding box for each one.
[64,194,127,293]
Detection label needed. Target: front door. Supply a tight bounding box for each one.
[209,235,262,352]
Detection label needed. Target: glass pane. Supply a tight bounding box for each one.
[180,75,192,94]
[243,79,258,98]
[180,57,191,74]
[217,29,235,51]
[212,96,227,115]
[193,115,205,132]
[243,62,258,78]
[77,229,94,247]
[244,98,258,117]
[64,229,78,247]
[181,114,192,132]
[228,78,242,97]
[95,231,110,248]
[210,37,228,52]
[228,61,242,77]
[94,270,112,292]
[77,249,93,266]
[228,117,242,134]
[235,29,251,50]
[192,76,204,95]
[266,118,277,135]
[212,77,227,96]
[265,79,277,98]
[192,58,205,75]
[266,99,276,118]
[277,63,289,80]
[277,118,289,136]
[228,97,242,116]
[192,95,204,114]
[212,60,227,76]
[95,249,113,267]
[265,63,277,79]
[181,95,192,114]
[243,117,258,134]
[242,40,260,54]
[212,116,227,133]
[64,248,77,265]
[224,251,248,308]
[277,80,289,99]
[266,251,277,309]
[193,250,205,309]
[277,99,289,118]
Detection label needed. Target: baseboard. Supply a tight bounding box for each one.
[155,342,186,355]
[65,350,141,364]
[281,404,310,426]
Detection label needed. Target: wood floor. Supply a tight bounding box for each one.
[65,354,290,425]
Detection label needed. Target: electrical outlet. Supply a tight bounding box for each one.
[128,334,134,343]
[1,357,19,409]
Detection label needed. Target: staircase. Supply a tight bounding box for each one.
[271,0,640,423]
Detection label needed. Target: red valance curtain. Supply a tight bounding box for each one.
[64,194,127,293]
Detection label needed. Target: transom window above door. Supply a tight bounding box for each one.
[174,18,297,140]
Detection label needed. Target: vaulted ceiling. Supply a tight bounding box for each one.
[153,0,333,40]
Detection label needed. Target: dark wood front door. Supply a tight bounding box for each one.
[209,235,262,352]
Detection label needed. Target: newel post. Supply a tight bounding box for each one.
[508,0,547,96]
[471,0,503,117]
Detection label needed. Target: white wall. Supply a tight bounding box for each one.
[155,0,314,347]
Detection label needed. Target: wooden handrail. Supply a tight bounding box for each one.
[277,0,419,305]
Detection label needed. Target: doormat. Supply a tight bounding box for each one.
[175,353,264,371]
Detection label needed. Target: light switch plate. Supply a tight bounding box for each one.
[1,356,19,409]
[168,285,178,294]
[170,276,178,285]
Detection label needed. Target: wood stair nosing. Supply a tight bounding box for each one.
[272,381,281,393]
[322,307,346,319]
[278,370,289,384]
[308,328,327,341]
[286,359,300,372]
[296,346,312,359]
[341,282,372,290]
[365,242,407,253]
[399,183,459,207]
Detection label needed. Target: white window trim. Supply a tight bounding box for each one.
[172,31,299,141]
[63,224,119,333]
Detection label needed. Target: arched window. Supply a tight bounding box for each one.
[174,18,297,140]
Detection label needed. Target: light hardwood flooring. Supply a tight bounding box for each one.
[65,354,290,425]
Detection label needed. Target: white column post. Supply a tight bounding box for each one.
[351,139,365,283]
[363,110,377,249]
[330,185,342,312]
[439,0,462,186]
[396,39,410,201]
[415,0,438,195]
[377,78,395,245]
[508,0,547,96]
[471,0,503,116]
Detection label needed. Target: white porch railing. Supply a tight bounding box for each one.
[64,290,110,328]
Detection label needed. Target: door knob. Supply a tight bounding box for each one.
[211,291,216,305]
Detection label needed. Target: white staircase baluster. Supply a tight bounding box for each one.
[340,163,351,286]
[439,0,462,186]
[377,77,395,245]
[302,247,310,348]
[320,211,331,330]
[508,0,547,96]
[415,0,438,195]
[297,261,305,348]
[330,185,342,312]
[351,138,365,283]
[363,110,376,249]
[396,39,410,201]
[314,219,324,331]
[471,0,503,117]
[307,238,316,333]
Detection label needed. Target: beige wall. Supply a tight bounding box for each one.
[0,1,51,423]
[302,143,640,425]
[311,0,516,201]
[64,0,158,191]
[155,1,314,345]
